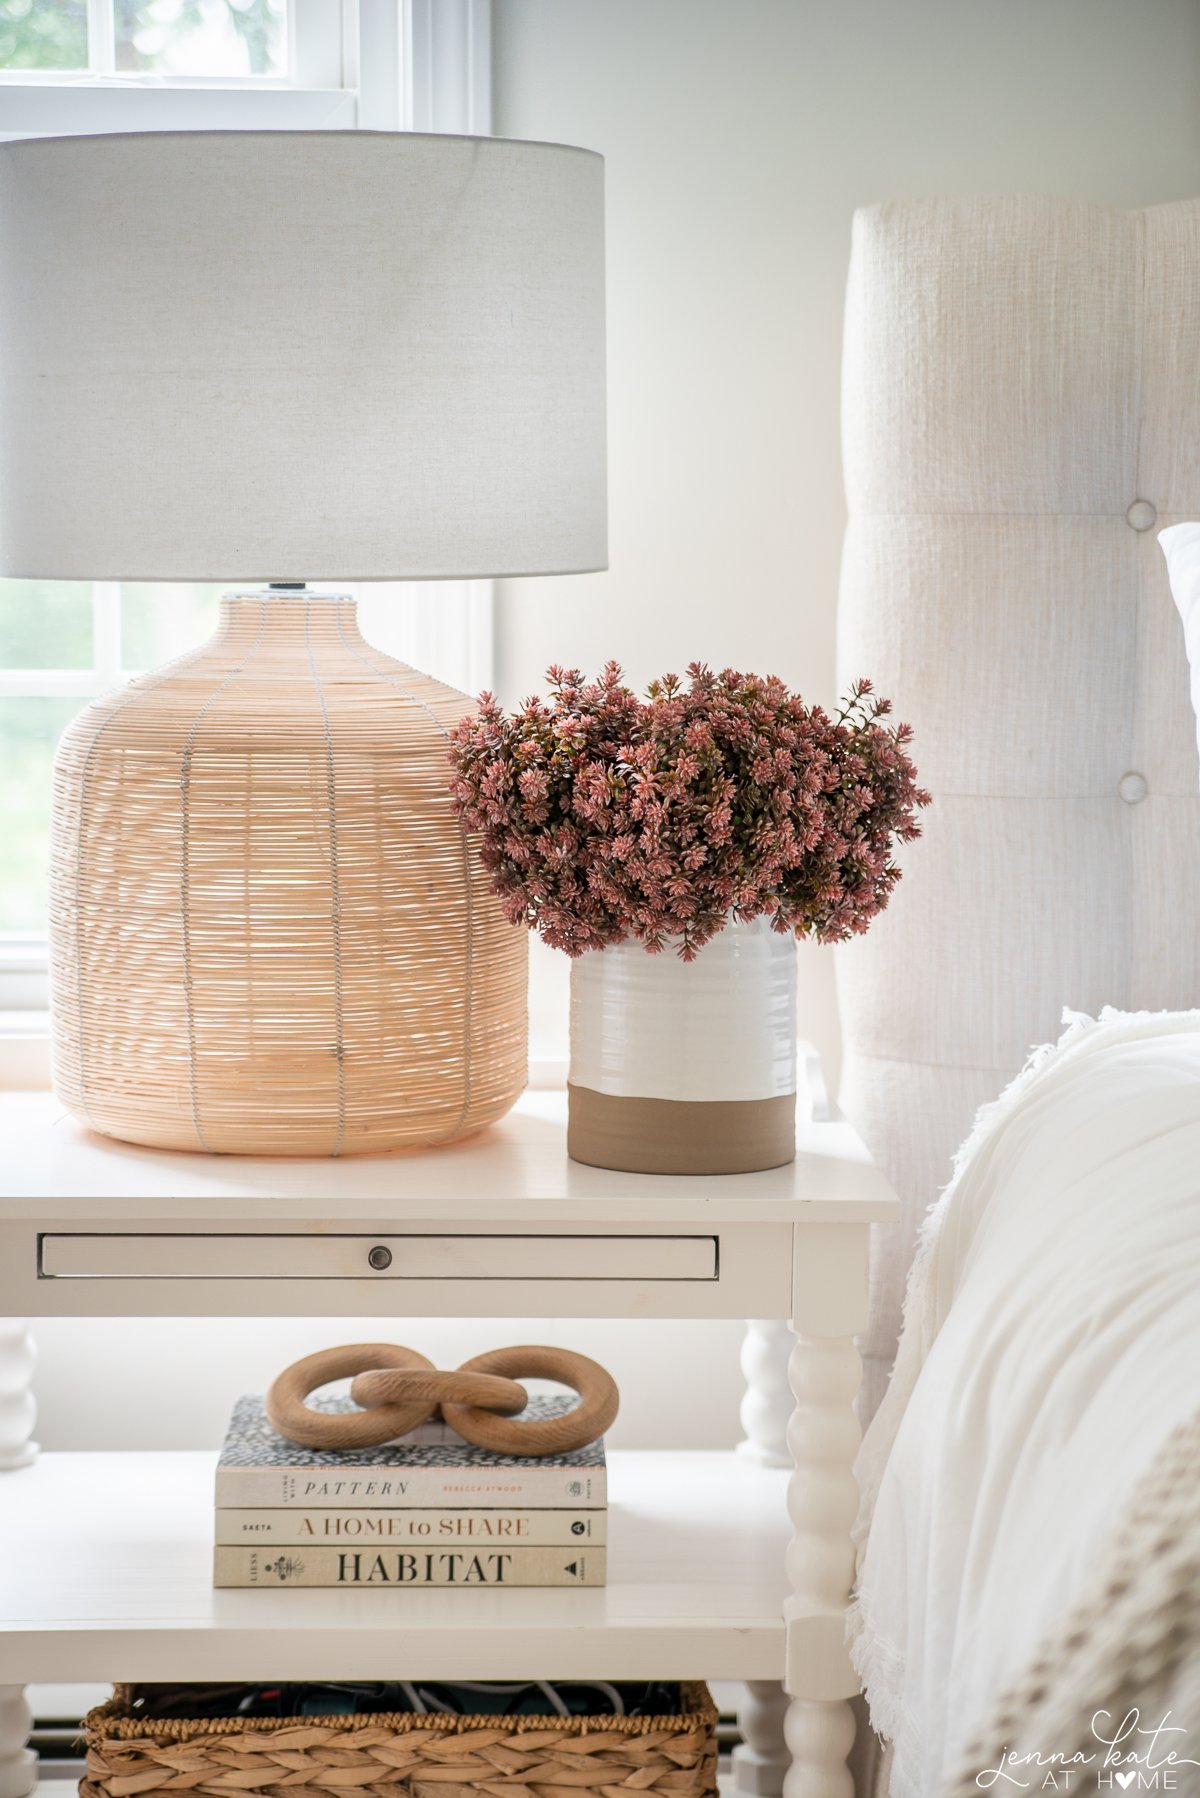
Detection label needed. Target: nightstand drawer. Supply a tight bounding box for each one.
[37,1232,720,1282]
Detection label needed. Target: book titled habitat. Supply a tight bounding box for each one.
[213,1543,606,1588]
[215,1393,608,1509]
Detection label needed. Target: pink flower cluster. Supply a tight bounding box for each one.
[449,662,930,959]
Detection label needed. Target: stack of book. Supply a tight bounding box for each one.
[213,1392,608,1588]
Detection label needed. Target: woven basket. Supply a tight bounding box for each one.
[82,1683,719,1798]
[49,593,527,1156]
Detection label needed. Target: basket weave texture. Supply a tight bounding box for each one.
[49,594,527,1156]
[82,1683,719,1798]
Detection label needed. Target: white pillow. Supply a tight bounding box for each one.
[1158,521,1200,780]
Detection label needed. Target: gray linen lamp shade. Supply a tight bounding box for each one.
[0,131,607,580]
[3,129,607,1156]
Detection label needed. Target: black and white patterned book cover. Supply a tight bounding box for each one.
[219,1391,606,1470]
[215,1392,607,1509]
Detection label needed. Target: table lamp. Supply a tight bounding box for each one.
[0,131,606,1155]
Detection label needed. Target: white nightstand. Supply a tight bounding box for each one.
[0,1088,897,1798]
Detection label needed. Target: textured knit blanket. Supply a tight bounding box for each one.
[944,1407,1200,1795]
[848,1010,1200,1797]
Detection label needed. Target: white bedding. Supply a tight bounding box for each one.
[849,1008,1200,1797]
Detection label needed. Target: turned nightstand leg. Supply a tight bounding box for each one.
[732,1681,789,1796]
[0,1322,37,1472]
[782,1696,856,1798]
[782,1225,868,1798]
[737,1321,792,1467]
[0,1686,35,1798]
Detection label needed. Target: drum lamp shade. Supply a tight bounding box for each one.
[0,130,607,581]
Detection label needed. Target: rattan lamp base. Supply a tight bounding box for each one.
[50,593,527,1157]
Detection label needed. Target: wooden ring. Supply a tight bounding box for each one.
[350,1369,529,1414]
[441,1345,620,1455]
[265,1343,437,1449]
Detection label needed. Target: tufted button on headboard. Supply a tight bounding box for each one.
[835,196,1200,1422]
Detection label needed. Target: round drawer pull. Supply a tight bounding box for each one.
[367,1245,393,1271]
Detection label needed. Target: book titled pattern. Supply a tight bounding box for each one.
[216,1393,607,1509]
[216,1507,606,1545]
[213,1544,606,1588]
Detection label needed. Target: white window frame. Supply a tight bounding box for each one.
[0,0,495,1036]
[0,0,353,131]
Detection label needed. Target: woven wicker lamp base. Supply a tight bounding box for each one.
[50,593,528,1156]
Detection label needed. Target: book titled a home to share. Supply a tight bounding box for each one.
[215,1393,607,1509]
[215,1506,606,1546]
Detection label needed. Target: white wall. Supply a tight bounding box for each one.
[26,0,1200,1453]
[28,1315,743,1453]
[494,0,1200,1076]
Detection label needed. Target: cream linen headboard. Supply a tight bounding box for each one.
[836,196,1200,1419]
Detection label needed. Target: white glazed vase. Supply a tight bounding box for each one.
[567,915,801,1174]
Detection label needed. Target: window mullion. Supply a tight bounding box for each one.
[0,670,106,698]
[93,581,122,683]
[87,0,116,76]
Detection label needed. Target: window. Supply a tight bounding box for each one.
[0,0,494,1022]
[0,0,357,130]
[0,1,289,80]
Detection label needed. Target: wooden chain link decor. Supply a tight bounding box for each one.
[266,1342,620,1454]
[83,1683,720,1798]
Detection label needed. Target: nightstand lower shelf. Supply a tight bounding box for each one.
[0,1450,790,1682]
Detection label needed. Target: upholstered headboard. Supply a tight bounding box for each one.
[836,197,1200,1419]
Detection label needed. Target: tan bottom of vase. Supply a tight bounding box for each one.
[567,1084,796,1175]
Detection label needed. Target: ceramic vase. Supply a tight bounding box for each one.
[567,916,800,1174]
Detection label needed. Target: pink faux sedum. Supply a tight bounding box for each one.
[449,663,930,959]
